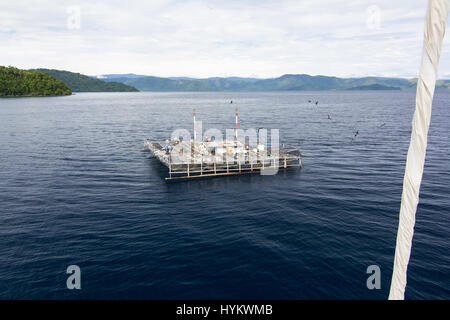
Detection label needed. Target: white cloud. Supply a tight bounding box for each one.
[0,0,448,78]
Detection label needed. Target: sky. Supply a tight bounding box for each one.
[0,0,449,79]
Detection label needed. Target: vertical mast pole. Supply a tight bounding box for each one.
[193,108,196,145]
[235,105,238,143]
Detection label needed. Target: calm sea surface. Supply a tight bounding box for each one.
[0,91,449,299]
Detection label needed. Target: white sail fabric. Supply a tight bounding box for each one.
[389,0,450,300]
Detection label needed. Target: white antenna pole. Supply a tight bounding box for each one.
[193,108,196,144]
[389,0,449,300]
[235,105,238,142]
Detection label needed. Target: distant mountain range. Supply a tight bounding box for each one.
[97,73,450,91]
[4,67,450,95]
[34,69,138,92]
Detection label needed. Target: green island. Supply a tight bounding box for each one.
[0,66,71,97]
[34,69,139,92]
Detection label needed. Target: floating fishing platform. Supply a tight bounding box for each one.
[143,107,302,180]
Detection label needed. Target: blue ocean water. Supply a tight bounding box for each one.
[0,91,448,299]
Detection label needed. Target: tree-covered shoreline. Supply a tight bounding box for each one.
[35,69,139,92]
[0,66,72,97]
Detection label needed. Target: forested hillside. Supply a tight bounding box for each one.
[35,69,138,92]
[0,66,71,97]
